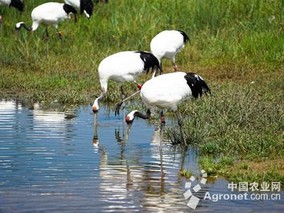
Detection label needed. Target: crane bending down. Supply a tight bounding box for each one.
[125,72,211,145]
[150,30,190,71]
[15,2,77,41]
[92,51,162,115]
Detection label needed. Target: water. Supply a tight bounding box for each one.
[0,100,283,212]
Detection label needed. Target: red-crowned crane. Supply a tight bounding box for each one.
[150,30,190,71]
[0,0,24,11]
[0,0,24,25]
[91,51,162,117]
[64,0,93,18]
[125,72,210,145]
[15,2,77,42]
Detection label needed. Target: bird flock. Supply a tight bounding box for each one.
[90,27,210,145]
[13,0,96,41]
[1,0,211,146]
[0,0,103,40]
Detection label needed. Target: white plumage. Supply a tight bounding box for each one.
[65,0,93,18]
[125,72,210,145]
[92,51,161,113]
[15,2,77,40]
[141,72,193,111]
[150,30,190,71]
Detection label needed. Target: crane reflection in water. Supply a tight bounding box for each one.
[92,114,195,211]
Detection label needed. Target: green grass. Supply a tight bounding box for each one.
[167,80,283,182]
[0,0,283,181]
[198,156,284,183]
[182,82,283,157]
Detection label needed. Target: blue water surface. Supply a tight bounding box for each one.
[0,100,283,212]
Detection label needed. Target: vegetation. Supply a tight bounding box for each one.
[0,0,283,182]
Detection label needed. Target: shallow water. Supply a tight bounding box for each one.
[0,100,283,212]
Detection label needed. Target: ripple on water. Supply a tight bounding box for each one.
[0,100,283,213]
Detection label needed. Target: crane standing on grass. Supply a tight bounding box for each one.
[15,2,77,42]
[150,30,190,71]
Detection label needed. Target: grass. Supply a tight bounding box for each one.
[0,0,283,182]
[169,77,283,182]
[198,156,284,183]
